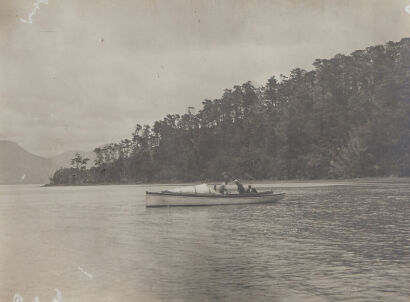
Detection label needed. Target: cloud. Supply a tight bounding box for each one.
[1,0,410,156]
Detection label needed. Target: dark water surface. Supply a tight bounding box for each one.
[0,179,409,301]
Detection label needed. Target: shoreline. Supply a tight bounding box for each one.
[42,176,409,188]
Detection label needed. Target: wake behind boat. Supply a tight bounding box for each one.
[146,184,285,207]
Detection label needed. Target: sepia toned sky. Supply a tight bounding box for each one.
[1,0,410,156]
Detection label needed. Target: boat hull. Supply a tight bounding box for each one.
[146,191,285,207]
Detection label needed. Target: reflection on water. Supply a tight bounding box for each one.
[0,180,409,301]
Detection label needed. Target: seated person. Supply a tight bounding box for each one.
[222,172,230,185]
[246,185,258,193]
[218,183,228,194]
[233,179,246,194]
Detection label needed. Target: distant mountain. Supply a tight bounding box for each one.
[0,140,56,184]
[50,150,96,169]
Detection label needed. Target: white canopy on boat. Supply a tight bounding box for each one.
[167,183,218,194]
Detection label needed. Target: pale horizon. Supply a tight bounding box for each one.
[1,0,410,157]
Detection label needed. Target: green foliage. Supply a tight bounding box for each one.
[50,38,410,185]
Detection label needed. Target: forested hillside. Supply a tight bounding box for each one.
[50,38,410,185]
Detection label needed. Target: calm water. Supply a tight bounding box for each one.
[0,179,409,301]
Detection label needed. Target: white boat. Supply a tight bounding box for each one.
[146,184,285,207]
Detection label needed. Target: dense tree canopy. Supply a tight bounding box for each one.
[50,38,410,185]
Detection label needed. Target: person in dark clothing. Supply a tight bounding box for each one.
[233,179,246,194]
[222,172,230,185]
[246,185,258,193]
[218,183,228,194]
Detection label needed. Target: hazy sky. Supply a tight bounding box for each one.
[1,0,410,156]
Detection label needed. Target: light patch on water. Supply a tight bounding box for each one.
[52,288,63,302]
[20,0,49,24]
[12,289,62,302]
[12,294,39,302]
[12,293,23,302]
[78,266,94,279]
[406,5,410,14]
